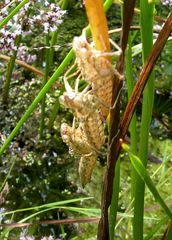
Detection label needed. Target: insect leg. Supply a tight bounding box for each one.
[64,69,80,94]
[92,49,121,58]
[90,38,122,58]
[110,83,123,110]
[109,38,121,52]
[64,61,78,77]
[74,73,82,93]
[107,129,120,153]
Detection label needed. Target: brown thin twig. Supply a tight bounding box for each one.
[0,54,44,77]
[161,223,170,240]
[0,217,100,229]
[109,25,168,35]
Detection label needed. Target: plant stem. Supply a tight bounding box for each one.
[0,159,16,192]
[39,33,50,139]
[125,34,137,198]
[125,34,137,154]
[48,87,64,130]
[49,31,58,68]
[0,54,44,77]
[61,0,69,9]
[123,143,172,220]
[109,159,120,240]
[166,222,172,240]
[2,34,22,105]
[144,216,168,240]
[133,1,154,239]
[85,0,111,54]
[98,1,137,238]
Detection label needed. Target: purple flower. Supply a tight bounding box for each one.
[0,1,66,57]
[28,3,66,34]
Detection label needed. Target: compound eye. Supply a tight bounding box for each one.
[60,93,72,105]
[73,96,82,107]
[59,93,73,108]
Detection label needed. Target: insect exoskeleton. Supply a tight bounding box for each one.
[81,111,105,150]
[72,33,92,74]
[79,154,97,187]
[60,122,96,156]
[73,32,114,119]
[59,90,99,118]
[60,88,105,151]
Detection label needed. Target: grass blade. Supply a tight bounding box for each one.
[109,159,120,240]
[144,216,168,240]
[122,143,172,220]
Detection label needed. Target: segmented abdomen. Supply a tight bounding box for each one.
[79,154,97,187]
[81,111,105,150]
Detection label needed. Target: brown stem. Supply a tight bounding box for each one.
[108,25,168,35]
[97,11,172,240]
[97,1,136,239]
[0,217,100,229]
[0,54,44,77]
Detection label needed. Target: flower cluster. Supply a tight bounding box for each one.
[0,0,66,60]
[16,46,37,63]
[0,28,20,53]
[19,233,56,240]
[0,28,36,63]
[28,2,66,33]
[0,1,30,56]
[161,0,172,6]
